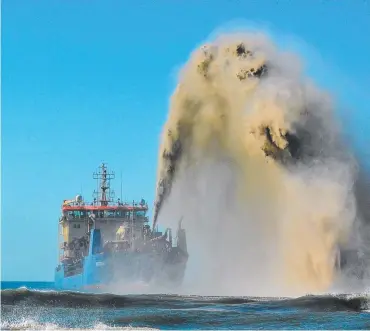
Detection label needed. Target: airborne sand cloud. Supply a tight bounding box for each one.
[152,30,370,297]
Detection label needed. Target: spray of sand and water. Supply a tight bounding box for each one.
[152,31,369,297]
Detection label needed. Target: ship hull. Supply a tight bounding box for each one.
[55,230,188,292]
[54,253,187,292]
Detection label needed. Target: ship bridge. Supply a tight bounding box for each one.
[58,163,150,260]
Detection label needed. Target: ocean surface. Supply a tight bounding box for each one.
[1,281,370,330]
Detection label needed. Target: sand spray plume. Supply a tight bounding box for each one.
[153,30,369,296]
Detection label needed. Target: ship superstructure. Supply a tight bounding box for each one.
[54,163,188,291]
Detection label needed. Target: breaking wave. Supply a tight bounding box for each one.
[1,288,368,311]
[153,30,370,297]
[2,289,369,329]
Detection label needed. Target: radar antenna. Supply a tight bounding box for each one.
[93,163,115,206]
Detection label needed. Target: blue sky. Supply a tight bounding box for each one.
[2,0,369,281]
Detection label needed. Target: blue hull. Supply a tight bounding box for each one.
[54,256,106,291]
[55,229,108,292]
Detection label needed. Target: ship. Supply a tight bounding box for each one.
[54,163,188,292]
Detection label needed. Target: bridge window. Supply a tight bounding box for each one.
[104,210,115,218]
[68,210,86,218]
[116,210,131,218]
[115,210,129,218]
[135,211,145,218]
[96,211,104,218]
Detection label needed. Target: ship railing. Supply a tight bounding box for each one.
[64,211,149,220]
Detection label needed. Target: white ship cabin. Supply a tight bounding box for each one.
[59,197,149,259]
[58,163,153,260]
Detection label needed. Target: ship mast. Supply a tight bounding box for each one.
[93,163,115,206]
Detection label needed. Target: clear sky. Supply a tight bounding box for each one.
[2,0,369,281]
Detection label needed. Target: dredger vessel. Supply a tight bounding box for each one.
[54,163,188,291]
